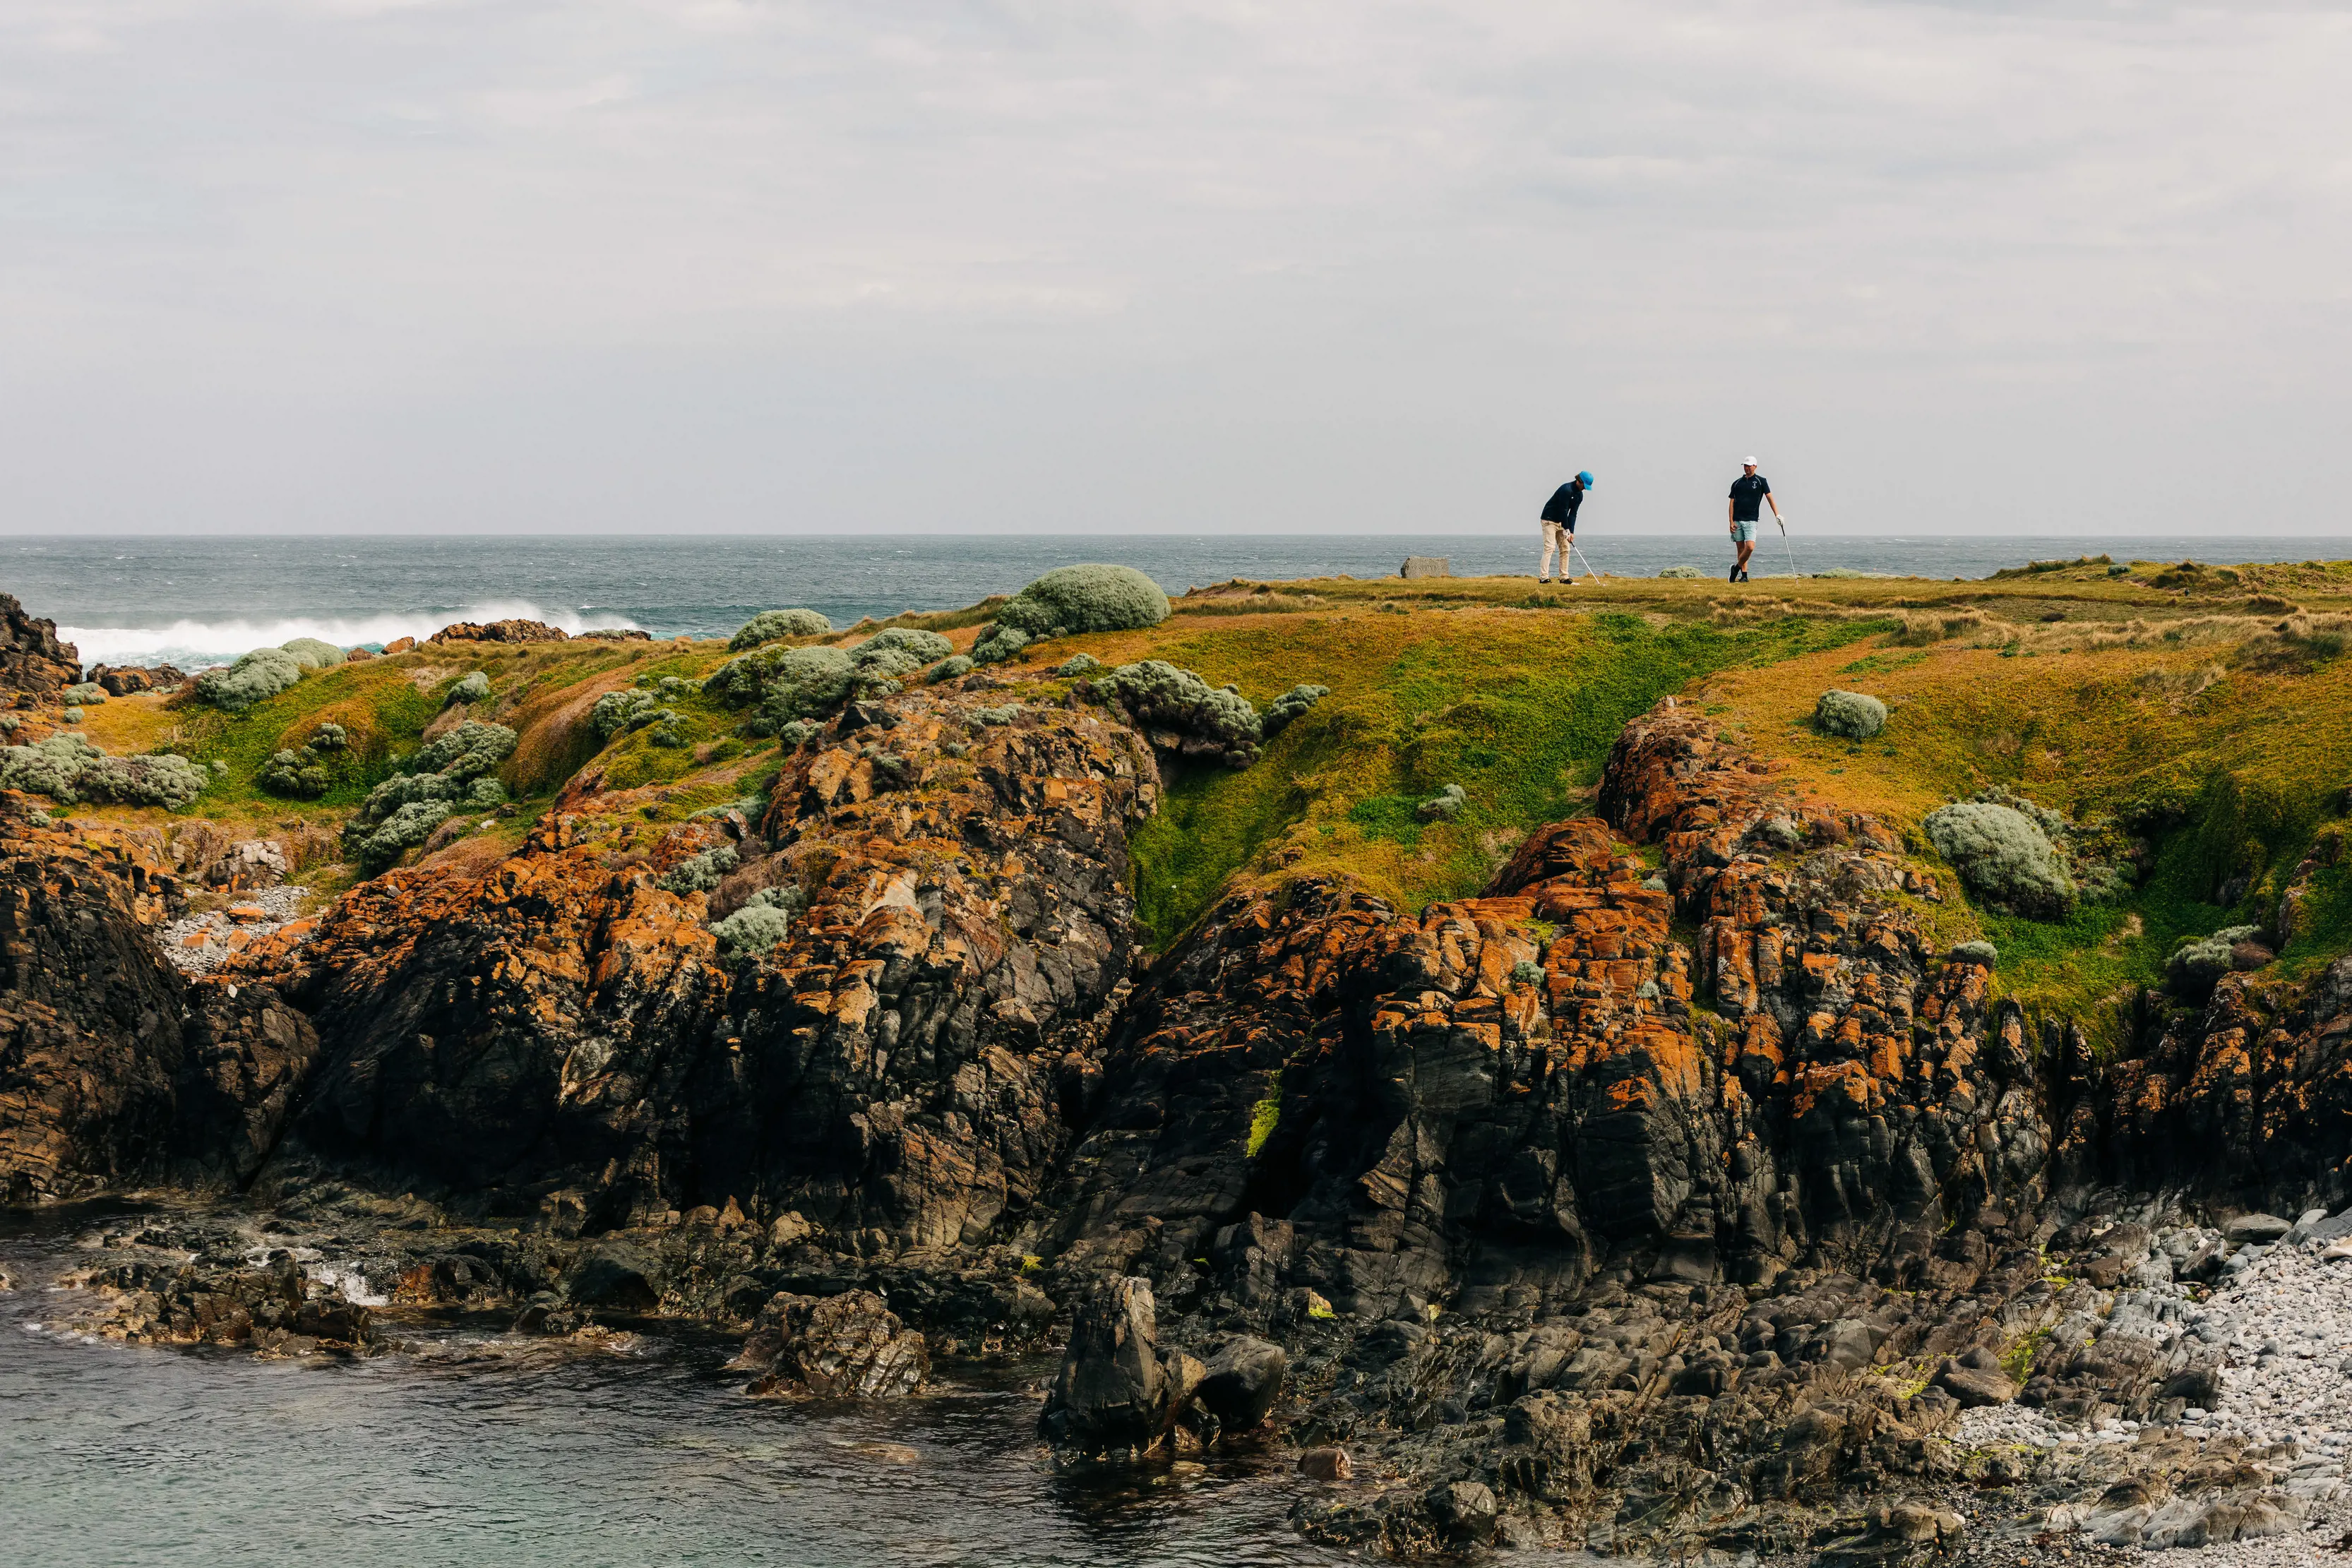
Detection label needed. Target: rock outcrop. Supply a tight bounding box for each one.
[731,1288,930,1397]
[0,592,80,699]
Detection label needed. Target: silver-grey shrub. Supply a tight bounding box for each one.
[926,655,974,685]
[854,628,953,665]
[1057,653,1104,678]
[1261,683,1329,738]
[0,734,208,809]
[658,844,740,896]
[2168,924,2262,998]
[280,638,346,669]
[258,748,329,798]
[446,671,491,707]
[728,609,832,652]
[1092,660,1262,767]
[410,720,516,781]
[972,564,1168,664]
[1815,689,1887,740]
[343,720,517,872]
[61,683,107,706]
[194,647,305,712]
[1923,801,2075,918]
[712,899,794,962]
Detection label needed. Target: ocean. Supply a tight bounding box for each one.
[4,533,2341,672]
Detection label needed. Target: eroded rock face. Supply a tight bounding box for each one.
[0,592,80,698]
[1039,1275,1190,1460]
[427,619,570,645]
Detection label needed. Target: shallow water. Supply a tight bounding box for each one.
[0,1206,1347,1568]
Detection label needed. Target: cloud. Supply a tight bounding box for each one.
[0,0,2346,534]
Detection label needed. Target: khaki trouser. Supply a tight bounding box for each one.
[1540,521,1574,578]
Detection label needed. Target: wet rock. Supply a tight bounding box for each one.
[731,1289,929,1397]
[1039,1276,1186,1461]
[564,1243,662,1312]
[2224,1213,2293,1245]
[67,1255,373,1352]
[1297,1446,1353,1480]
[1194,1335,1287,1430]
[1422,1480,1496,1546]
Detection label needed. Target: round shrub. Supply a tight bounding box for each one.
[410,720,517,782]
[61,683,107,706]
[729,609,832,652]
[712,900,794,962]
[705,644,859,721]
[1923,801,2075,918]
[258,748,329,798]
[1815,689,1887,740]
[926,654,974,685]
[970,624,1030,666]
[854,628,953,665]
[658,844,740,896]
[349,800,455,874]
[279,638,346,669]
[193,647,304,713]
[996,565,1169,638]
[1058,653,1104,679]
[847,643,926,681]
[1657,565,1706,579]
[446,671,491,707]
[307,723,348,750]
[1948,940,1998,969]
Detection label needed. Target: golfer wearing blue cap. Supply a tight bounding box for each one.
[1539,472,1594,583]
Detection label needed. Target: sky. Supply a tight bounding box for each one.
[1,1,2347,538]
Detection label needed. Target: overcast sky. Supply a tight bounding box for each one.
[2,1,2346,537]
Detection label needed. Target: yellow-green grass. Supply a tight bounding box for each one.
[1054,604,1886,947]
[1698,627,2352,1043]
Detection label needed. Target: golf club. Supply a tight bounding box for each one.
[1776,515,1801,579]
[1570,539,1608,581]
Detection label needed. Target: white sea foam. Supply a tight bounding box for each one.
[59,601,644,671]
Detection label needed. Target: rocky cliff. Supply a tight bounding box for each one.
[9,665,2352,1558]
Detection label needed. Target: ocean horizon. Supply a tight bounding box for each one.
[5,532,2343,671]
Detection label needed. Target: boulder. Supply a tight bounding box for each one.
[1039,1275,1186,1460]
[1423,1480,1497,1545]
[0,592,80,697]
[1297,1446,1354,1480]
[2223,1213,2293,1245]
[429,619,569,645]
[731,1289,929,1398]
[1935,1362,2019,1408]
[1195,1336,1287,1430]
[564,1243,662,1311]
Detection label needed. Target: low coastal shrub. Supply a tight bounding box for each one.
[446,671,491,707]
[1057,653,1104,679]
[1261,683,1329,738]
[972,564,1169,664]
[1923,800,2076,918]
[194,647,305,713]
[1417,784,1468,822]
[2168,924,2263,998]
[1814,689,1887,740]
[279,638,346,669]
[308,722,348,750]
[712,899,794,962]
[0,734,208,809]
[854,628,953,665]
[344,720,518,872]
[61,683,107,706]
[657,844,739,896]
[1949,940,1998,968]
[728,609,832,652]
[258,748,329,798]
[1092,660,1262,768]
[1657,565,1706,580]
[926,655,974,684]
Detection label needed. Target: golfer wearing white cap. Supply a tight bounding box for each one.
[1727,457,1781,583]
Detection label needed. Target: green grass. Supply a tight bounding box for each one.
[1124,609,1882,947]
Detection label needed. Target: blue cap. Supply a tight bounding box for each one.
[1577,471,1594,486]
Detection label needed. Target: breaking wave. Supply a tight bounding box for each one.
[58,602,644,671]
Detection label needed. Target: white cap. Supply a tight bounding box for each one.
[1743,455,1757,465]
